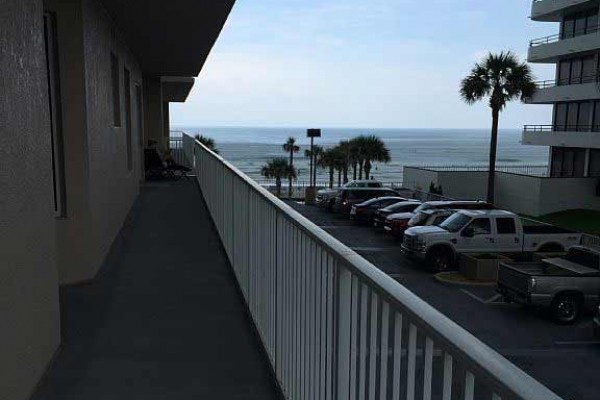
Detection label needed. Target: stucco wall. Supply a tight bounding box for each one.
[0,1,61,399]
[438,171,488,200]
[538,177,600,215]
[46,0,144,283]
[82,0,143,276]
[402,167,439,192]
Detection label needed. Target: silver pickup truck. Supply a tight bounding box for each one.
[497,246,600,324]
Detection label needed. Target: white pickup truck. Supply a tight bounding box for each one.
[401,209,582,272]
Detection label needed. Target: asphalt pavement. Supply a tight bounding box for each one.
[287,201,599,400]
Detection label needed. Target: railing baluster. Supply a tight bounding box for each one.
[464,371,474,400]
[392,313,403,400]
[423,337,434,400]
[368,292,378,400]
[407,323,417,400]
[443,353,453,400]
[379,302,389,400]
[358,284,369,400]
[350,275,360,400]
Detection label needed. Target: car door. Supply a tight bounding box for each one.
[494,217,521,252]
[457,217,494,253]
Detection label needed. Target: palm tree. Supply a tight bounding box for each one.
[460,51,536,203]
[283,137,300,197]
[318,148,337,189]
[305,145,323,186]
[261,157,297,198]
[194,134,219,154]
[358,135,391,179]
[337,140,352,183]
[348,138,361,181]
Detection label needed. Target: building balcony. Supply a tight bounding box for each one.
[523,124,600,148]
[531,0,598,22]
[527,76,600,103]
[528,29,600,63]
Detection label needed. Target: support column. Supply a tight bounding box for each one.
[143,76,165,149]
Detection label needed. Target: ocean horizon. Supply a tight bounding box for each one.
[172,126,549,183]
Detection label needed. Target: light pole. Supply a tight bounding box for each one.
[306,128,321,204]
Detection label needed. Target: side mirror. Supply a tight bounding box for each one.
[462,227,474,238]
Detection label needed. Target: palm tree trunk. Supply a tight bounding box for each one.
[313,157,317,186]
[487,108,500,203]
[358,160,364,180]
[337,169,342,187]
[329,167,334,188]
[288,152,293,198]
[352,162,357,180]
[276,177,282,198]
[364,160,372,180]
[343,165,348,183]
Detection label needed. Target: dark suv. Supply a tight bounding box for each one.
[334,188,399,214]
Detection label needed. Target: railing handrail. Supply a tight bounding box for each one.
[524,124,600,132]
[530,24,600,47]
[185,133,563,400]
[534,73,599,89]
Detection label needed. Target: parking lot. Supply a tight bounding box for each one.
[286,201,599,400]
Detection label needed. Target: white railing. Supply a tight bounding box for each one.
[183,134,563,400]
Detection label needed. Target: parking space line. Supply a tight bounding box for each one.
[554,340,600,346]
[350,247,396,252]
[485,294,503,304]
[460,289,488,304]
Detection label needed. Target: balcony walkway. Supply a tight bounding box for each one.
[32,180,282,400]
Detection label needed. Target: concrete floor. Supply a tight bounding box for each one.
[32,180,282,400]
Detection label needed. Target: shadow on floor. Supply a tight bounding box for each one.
[32,180,282,400]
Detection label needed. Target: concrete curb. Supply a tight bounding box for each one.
[434,272,496,287]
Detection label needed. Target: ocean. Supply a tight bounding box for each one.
[172,127,549,183]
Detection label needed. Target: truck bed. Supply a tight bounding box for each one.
[522,225,575,234]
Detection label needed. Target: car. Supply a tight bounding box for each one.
[402,209,583,272]
[349,197,408,223]
[316,180,383,210]
[384,208,453,238]
[373,200,421,230]
[408,200,495,228]
[497,246,600,324]
[333,188,399,214]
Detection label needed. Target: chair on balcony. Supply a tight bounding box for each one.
[144,148,190,180]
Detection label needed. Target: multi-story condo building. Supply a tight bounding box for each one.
[524,0,600,178]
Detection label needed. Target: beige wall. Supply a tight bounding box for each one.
[45,0,144,284]
[82,0,143,277]
[0,1,61,399]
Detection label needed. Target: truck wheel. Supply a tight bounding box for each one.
[326,200,334,212]
[551,294,580,325]
[538,244,564,253]
[426,247,453,272]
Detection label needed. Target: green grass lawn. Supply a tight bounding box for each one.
[533,209,600,236]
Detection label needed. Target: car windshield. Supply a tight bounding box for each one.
[412,203,433,214]
[409,212,429,226]
[439,213,471,232]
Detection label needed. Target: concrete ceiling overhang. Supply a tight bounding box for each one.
[161,77,195,102]
[99,0,235,77]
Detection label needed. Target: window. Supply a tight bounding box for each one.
[44,12,67,217]
[562,10,599,39]
[589,150,600,177]
[124,67,132,170]
[468,218,491,235]
[594,101,600,131]
[551,147,587,177]
[496,218,516,234]
[111,53,121,126]
[554,102,594,131]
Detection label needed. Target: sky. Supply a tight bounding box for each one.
[170,0,559,129]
